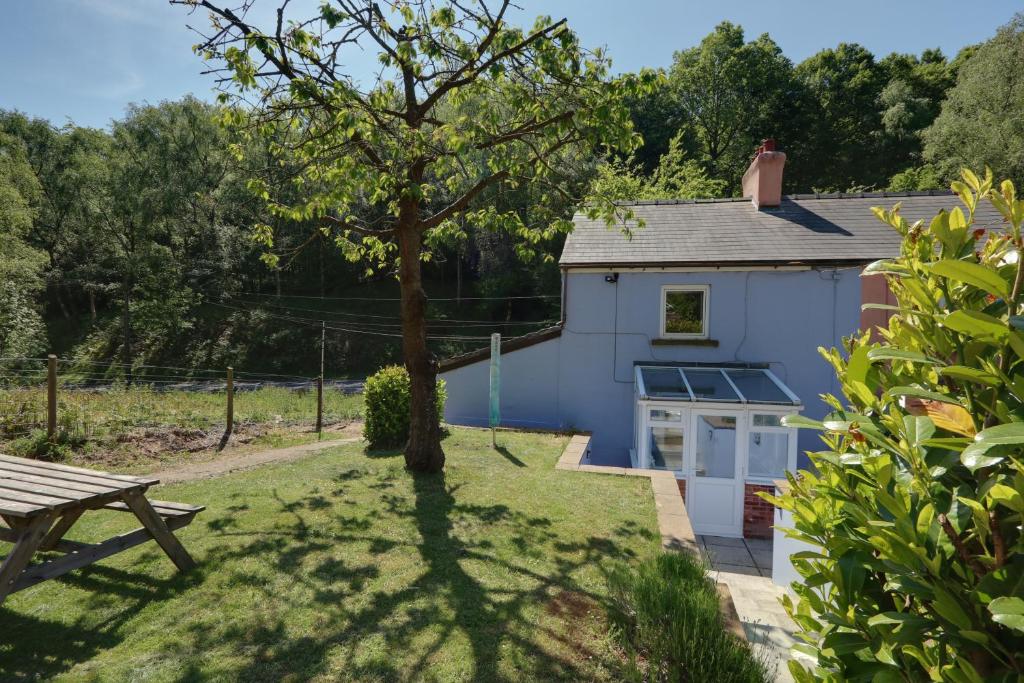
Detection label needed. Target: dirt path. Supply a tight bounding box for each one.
[149,422,364,486]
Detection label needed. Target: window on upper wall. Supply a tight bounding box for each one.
[660,285,709,339]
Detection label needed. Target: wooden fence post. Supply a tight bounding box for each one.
[47,355,57,441]
[316,376,324,439]
[317,320,325,440]
[225,367,234,438]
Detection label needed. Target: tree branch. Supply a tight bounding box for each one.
[418,13,566,115]
[419,169,510,231]
[322,214,396,239]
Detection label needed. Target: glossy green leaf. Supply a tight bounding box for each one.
[942,310,1008,339]
[888,386,962,405]
[823,631,870,655]
[867,348,942,364]
[987,483,1023,512]
[930,259,1009,298]
[867,612,931,629]
[961,441,1004,471]
[937,365,1000,387]
[932,588,973,630]
[863,259,911,276]
[920,437,972,449]
[782,414,824,430]
[974,421,1024,445]
[904,415,935,447]
[988,597,1024,633]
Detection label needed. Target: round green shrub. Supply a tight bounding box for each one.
[363,365,446,449]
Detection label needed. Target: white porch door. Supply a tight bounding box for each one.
[687,410,744,537]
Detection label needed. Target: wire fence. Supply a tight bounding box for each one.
[0,357,364,446]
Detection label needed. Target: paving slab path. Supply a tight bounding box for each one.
[148,423,364,485]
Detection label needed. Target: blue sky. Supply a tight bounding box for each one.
[2,0,1019,129]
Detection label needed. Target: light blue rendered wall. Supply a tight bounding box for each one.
[441,267,862,465]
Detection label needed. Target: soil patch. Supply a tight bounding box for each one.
[147,422,363,485]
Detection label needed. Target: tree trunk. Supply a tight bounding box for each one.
[456,249,462,309]
[398,224,445,473]
[54,285,71,320]
[319,233,326,298]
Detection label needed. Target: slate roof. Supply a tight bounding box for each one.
[560,191,1007,268]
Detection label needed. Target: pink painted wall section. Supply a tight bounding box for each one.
[741,151,787,208]
[860,272,897,341]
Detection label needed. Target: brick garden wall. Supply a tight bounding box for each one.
[743,484,775,539]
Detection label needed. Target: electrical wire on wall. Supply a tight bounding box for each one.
[816,266,843,398]
[732,271,753,363]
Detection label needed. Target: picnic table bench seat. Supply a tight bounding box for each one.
[103,499,205,519]
[0,454,202,604]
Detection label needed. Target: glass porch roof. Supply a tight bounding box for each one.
[636,366,801,406]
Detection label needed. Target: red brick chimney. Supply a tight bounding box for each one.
[742,138,786,209]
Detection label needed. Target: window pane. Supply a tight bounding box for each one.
[682,369,739,402]
[650,426,684,471]
[752,414,783,427]
[640,368,688,398]
[749,431,790,478]
[665,290,704,335]
[726,369,792,404]
[694,415,736,478]
[650,408,682,422]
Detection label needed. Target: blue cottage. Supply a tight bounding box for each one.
[439,148,1003,538]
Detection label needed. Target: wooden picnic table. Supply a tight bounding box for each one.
[0,453,203,605]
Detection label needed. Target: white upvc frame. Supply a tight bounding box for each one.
[660,284,710,339]
[743,411,799,484]
[635,399,799,480]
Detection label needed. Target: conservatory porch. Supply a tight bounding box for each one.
[630,364,802,538]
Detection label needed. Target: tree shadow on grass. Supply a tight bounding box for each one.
[1,443,651,681]
[200,467,643,681]
[0,563,203,681]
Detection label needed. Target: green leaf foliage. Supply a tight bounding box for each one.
[363,365,446,450]
[778,170,1024,680]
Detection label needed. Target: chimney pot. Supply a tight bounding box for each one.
[742,140,786,209]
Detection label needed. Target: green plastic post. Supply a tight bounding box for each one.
[489,333,500,447]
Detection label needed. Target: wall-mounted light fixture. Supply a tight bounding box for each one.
[604,273,619,284]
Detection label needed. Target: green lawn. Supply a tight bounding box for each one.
[0,427,660,682]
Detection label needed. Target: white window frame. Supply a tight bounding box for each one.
[660,285,710,339]
[744,411,798,484]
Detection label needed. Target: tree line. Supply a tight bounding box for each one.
[1,14,1021,378]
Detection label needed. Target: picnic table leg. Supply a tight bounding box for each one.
[39,509,84,551]
[122,492,196,572]
[0,512,55,605]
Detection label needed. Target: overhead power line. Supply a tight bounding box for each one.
[208,301,498,341]
[239,292,561,302]
[224,296,556,328]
